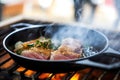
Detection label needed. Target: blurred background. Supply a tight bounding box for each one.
[0,0,120,29]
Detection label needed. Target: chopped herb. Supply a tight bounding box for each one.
[16,49,23,55]
[27,44,34,48]
[39,42,43,48]
[36,40,40,44]
[43,42,48,48]
[35,40,40,47]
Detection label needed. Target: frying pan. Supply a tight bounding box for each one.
[3,23,120,73]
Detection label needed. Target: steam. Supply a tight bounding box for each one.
[44,24,107,55]
[46,24,89,47]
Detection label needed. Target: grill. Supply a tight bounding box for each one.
[0,19,120,80]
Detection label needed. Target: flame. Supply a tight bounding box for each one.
[0,59,14,69]
[51,73,67,80]
[16,67,26,72]
[24,70,36,77]
[70,73,80,80]
[0,53,15,69]
[37,69,92,80]
[70,69,90,80]
[38,73,52,79]
[16,67,36,77]
[38,73,66,80]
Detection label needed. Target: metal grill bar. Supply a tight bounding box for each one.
[0,44,3,49]
[63,72,77,80]
[19,69,29,80]
[7,63,20,74]
[12,69,28,80]
[81,69,94,80]
[0,28,13,36]
[0,57,11,66]
[46,73,55,80]
[113,70,120,80]
[33,72,41,80]
[98,71,119,80]
[0,47,4,51]
[0,51,7,57]
[98,71,107,80]
[0,34,8,42]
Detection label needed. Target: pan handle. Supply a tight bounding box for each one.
[11,23,54,30]
[75,59,120,70]
[74,47,120,70]
[104,47,120,57]
[11,23,34,30]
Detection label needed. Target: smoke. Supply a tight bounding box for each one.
[44,24,107,52]
[45,24,89,47]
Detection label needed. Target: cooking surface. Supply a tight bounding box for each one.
[0,19,120,80]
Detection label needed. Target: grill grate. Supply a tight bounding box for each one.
[0,20,120,80]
